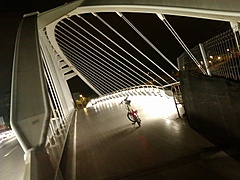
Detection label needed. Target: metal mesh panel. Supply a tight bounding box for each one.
[203,27,240,80]
[179,27,240,81]
[178,45,203,74]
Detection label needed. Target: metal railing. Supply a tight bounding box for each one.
[203,27,240,80]
[10,13,76,180]
[88,85,175,105]
[39,28,76,179]
[178,45,205,73]
[171,83,183,118]
[178,26,240,81]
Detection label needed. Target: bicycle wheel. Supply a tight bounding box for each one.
[127,112,135,122]
[136,117,141,127]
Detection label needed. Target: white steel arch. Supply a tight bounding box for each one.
[10,1,240,179]
[39,0,240,95]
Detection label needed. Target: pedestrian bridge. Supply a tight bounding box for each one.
[9,0,240,179]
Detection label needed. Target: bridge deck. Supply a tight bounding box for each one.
[73,96,240,179]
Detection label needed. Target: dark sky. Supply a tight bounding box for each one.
[0,1,74,118]
[0,1,230,118]
[0,1,73,93]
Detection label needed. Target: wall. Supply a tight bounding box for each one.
[180,70,240,160]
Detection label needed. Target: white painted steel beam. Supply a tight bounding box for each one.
[78,0,240,22]
[59,61,68,68]
[41,0,240,95]
[64,72,77,81]
[45,23,102,96]
[61,66,72,75]
[38,0,84,29]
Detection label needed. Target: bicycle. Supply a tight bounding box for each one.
[120,96,141,127]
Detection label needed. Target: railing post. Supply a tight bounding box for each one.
[230,21,240,52]
[199,43,211,76]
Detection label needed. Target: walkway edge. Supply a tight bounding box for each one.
[72,111,78,180]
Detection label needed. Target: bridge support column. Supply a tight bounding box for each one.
[24,147,55,180]
[230,21,240,51]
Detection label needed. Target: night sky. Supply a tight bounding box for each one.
[0,1,230,120]
[0,0,74,120]
[0,0,74,94]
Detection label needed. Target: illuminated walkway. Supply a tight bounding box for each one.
[69,96,240,179]
[0,136,24,180]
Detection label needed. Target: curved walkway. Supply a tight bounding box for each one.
[72,96,240,179]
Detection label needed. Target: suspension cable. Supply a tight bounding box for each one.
[61,48,115,94]
[92,12,176,82]
[57,22,138,86]
[56,29,133,88]
[66,17,154,85]
[117,12,179,71]
[157,13,207,74]
[76,15,164,85]
[56,34,127,91]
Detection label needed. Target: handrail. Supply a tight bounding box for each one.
[88,85,174,106]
